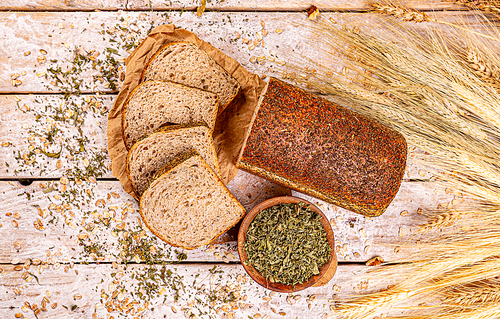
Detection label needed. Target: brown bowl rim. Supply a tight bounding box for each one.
[237,196,336,292]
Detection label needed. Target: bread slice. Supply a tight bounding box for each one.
[122,80,218,150]
[127,123,221,198]
[140,42,241,114]
[139,151,245,249]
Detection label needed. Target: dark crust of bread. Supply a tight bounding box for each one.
[121,80,219,151]
[236,77,408,217]
[125,122,211,200]
[139,41,241,114]
[139,151,245,250]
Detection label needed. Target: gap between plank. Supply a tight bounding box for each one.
[0,261,368,266]
[0,8,469,13]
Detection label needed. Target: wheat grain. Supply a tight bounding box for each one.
[418,212,461,234]
[443,279,500,307]
[463,46,500,91]
[371,3,434,22]
[455,0,500,20]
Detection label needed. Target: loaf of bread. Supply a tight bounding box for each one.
[140,42,241,114]
[237,77,407,217]
[127,123,221,198]
[140,151,246,249]
[122,80,218,150]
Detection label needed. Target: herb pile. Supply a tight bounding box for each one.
[244,202,332,287]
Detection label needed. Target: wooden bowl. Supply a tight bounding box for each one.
[237,196,337,292]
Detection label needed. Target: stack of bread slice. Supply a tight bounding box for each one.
[122,41,245,249]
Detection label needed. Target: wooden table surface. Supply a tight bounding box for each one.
[0,1,489,318]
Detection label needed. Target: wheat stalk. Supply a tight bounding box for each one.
[455,0,500,20]
[418,212,461,234]
[381,303,500,319]
[443,279,500,307]
[370,2,500,41]
[464,46,500,91]
[276,8,500,318]
[370,3,434,22]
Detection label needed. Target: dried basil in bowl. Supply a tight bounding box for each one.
[243,202,332,288]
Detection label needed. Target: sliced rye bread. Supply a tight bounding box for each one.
[139,151,246,250]
[127,123,221,198]
[122,80,219,150]
[140,41,240,114]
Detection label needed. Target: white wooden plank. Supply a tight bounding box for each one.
[0,94,112,179]
[0,263,371,319]
[0,92,434,180]
[0,0,464,11]
[1,11,497,94]
[0,179,458,263]
[0,173,290,264]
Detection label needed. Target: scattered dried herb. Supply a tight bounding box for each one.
[244,202,332,287]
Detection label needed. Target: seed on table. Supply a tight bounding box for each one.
[275,28,282,34]
[11,79,22,87]
[400,210,409,217]
[73,294,82,300]
[51,303,57,309]
[14,265,23,271]
[37,56,46,64]
[15,313,23,318]
[399,227,405,237]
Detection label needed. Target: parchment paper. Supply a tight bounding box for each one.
[107,24,267,198]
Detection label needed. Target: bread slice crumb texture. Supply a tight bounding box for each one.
[127,124,221,197]
[141,42,240,112]
[122,80,218,149]
[140,153,245,250]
